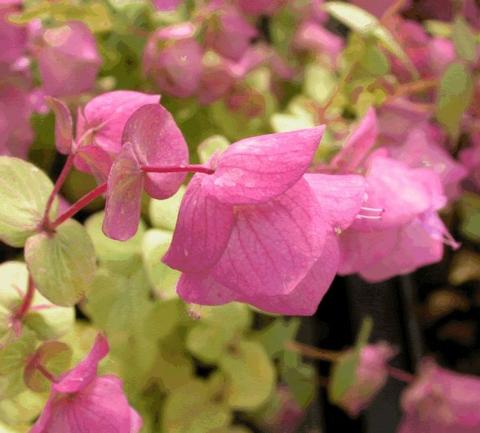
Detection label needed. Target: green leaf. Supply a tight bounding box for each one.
[186,324,232,365]
[0,389,44,426]
[304,64,337,105]
[0,157,55,247]
[142,229,180,300]
[0,330,36,376]
[452,16,477,63]
[163,379,232,433]
[359,44,390,76]
[0,370,25,402]
[197,135,229,164]
[9,1,112,33]
[425,20,452,38]
[324,2,414,74]
[85,211,144,275]
[328,317,373,404]
[281,359,316,408]
[0,261,74,341]
[25,219,97,306]
[436,62,474,139]
[149,186,185,231]
[220,341,275,410]
[255,318,300,359]
[459,192,480,241]
[24,341,72,392]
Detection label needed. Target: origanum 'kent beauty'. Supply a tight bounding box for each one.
[30,334,142,433]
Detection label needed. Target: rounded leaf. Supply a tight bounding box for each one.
[220,340,275,410]
[0,158,55,247]
[25,219,97,306]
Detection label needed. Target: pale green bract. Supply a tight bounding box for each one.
[25,220,97,307]
[0,158,56,248]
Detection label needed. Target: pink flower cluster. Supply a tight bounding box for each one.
[31,334,141,433]
[0,3,101,158]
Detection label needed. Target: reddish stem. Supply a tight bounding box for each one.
[286,341,340,362]
[50,183,107,229]
[42,154,75,229]
[387,366,415,383]
[37,364,60,384]
[141,164,215,175]
[14,275,35,320]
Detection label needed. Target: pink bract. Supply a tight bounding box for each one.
[143,23,203,98]
[0,83,33,158]
[205,1,258,61]
[75,90,161,179]
[36,21,101,97]
[338,342,396,417]
[30,334,142,433]
[0,4,27,64]
[399,359,480,433]
[164,126,369,315]
[103,103,188,241]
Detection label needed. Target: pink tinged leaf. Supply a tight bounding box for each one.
[354,154,433,230]
[209,126,325,205]
[79,91,161,157]
[103,143,144,241]
[46,97,73,154]
[45,376,134,433]
[123,104,189,199]
[212,179,327,296]
[304,173,366,231]
[54,334,109,394]
[163,174,234,273]
[331,108,378,173]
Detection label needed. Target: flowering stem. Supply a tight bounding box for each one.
[387,366,415,383]
[50,183,107,229]
[14,275,35,321]
[37,364,60,384]
[42,154,75,228]
[286,341,340,362]
[141,164,215,175]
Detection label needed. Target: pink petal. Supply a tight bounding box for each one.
[238,232,340,315]
[163,174,234,273]
[305,173,366,231]
[338,228,400,276]
[38,21,101,97]
[209,126,325,204]
[212,179,327,296]
[79,91,161,157]
[129,408,143,433]
[54,334,109,394]
[358,215,444,282]
[153,0,181,10]
[47,376,133,433]
[354,154,433,230]
[331,108,378,173]
[176,272,237,306]
[29,392,56,433]
[74,146,115,183]
[122,104,189,199]
[46,97,73,154]
[102,143,144,241]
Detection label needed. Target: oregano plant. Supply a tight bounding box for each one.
[0,1,479,433]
